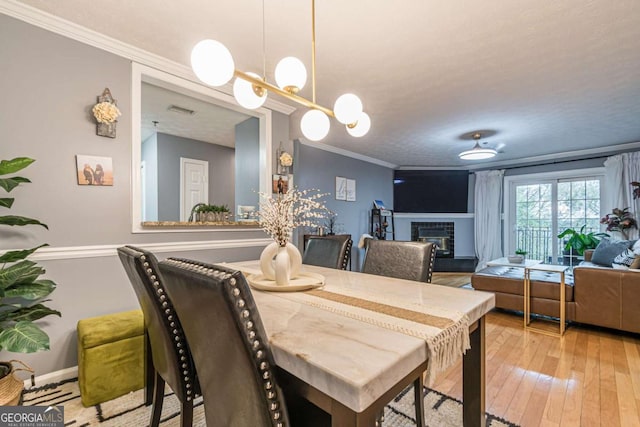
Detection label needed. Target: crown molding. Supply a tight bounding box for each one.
[299,139,398,169]
[0,0,296,115]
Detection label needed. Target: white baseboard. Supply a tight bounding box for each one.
[25,365,78,388]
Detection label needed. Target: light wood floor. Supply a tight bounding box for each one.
[430,309,640,427]
[430,272,472,288]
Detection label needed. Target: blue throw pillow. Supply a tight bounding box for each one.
[591,238,633,267]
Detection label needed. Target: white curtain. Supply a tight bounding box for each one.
[604,152,640,240]
[474,170,505,270]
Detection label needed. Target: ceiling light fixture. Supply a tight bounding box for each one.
[190,0,370,141]
[458,132,497,160]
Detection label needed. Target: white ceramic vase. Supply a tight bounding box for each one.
[259,242,302,286]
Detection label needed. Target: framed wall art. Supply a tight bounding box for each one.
[76,155,113,186]
[335,176,347,200]
[346,179,356,201]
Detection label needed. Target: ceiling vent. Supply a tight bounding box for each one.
[167,105,196,115]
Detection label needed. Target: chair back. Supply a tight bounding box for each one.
[117,246,197,403]
[362,240,436,282]
[158,258,290,427]
[302,235,352,270]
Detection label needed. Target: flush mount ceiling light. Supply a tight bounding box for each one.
[458,132,497,160]
[190,0,370,141]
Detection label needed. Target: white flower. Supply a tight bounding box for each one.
[279,152,293,167]
[92,102,121,124]
[258,188,328,246]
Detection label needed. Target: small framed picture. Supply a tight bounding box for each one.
[346,179,356,201]
[272,174,289,194]
[76,155,113,186]
[335,176,347,200]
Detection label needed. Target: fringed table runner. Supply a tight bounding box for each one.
[283,287,470,385]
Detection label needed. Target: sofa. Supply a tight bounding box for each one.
[471,239,640,334]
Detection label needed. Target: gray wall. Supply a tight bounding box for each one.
[141,134,158,221]
[235,118,260,210]
[0,15,286,375]
[156,133,235,220]
[294,141,394,270]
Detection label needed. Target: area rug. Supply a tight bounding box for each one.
[22,377,518,426]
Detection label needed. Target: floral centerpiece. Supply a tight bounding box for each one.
[259,188,328,246]
[600,207,637,239]
[258,188,328,285]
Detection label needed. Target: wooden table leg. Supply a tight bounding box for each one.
[414,376,425,427]
[463,317,486,427]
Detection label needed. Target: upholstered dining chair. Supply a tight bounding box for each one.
[360,239,436,426]
[302,234,352,270]
[361,239,436,283]
[117,246,199,427]
[157,258,292,427]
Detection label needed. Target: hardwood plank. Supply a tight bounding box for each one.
[580,332,601,426]
[541,328,577,424]
[623,338,640,401]
[615,370,639,427]
[599,335,621,426]
[505,333,553,424]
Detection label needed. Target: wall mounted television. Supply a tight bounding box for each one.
[393,170,469,213]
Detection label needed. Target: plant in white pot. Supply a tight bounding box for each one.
[0,157,61,404]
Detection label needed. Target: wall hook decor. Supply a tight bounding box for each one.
[92,88,121,138]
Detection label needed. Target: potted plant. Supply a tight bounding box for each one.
[600,208,637,240]
[0,157,61,404]
[558,225,608,256]
[508,249,527,264]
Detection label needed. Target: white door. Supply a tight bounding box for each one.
[180,158,208,221]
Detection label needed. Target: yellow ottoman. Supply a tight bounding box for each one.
[77,309,145,407]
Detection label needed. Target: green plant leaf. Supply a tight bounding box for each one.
[9,303,61,322]
[0,177,31,193]
[0,244,48,263]
[0,158,35,176]
[0,198,14,208]
[5,280,56,300]
[0,260,45,290]
[0,215,48,228]
[0,321,49,353]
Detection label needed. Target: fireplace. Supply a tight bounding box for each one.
[411,222,454,258]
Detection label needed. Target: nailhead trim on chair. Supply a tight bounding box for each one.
[427,245,436,283]
[342,239,353,270]
[164,258,286,427]
[139,254,195,401]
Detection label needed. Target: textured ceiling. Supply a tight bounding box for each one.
[15,0,640,167]
[141,83,251,147]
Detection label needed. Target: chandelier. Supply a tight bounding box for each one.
[190,0,370,141]
[458,132,497,160]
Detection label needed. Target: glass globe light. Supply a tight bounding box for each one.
[275,57,307,93]
[191,39,235,87]
[233,72,267,109]
[300,110,330,141]
[346,112,371,137]
[333,93,363,125]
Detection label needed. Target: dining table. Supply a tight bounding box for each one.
[225,261,495,427]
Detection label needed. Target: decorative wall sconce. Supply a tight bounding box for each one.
[92,88,121,138]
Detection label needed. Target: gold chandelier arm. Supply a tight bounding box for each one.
[234,69,335,117]
[311,0,317,104]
